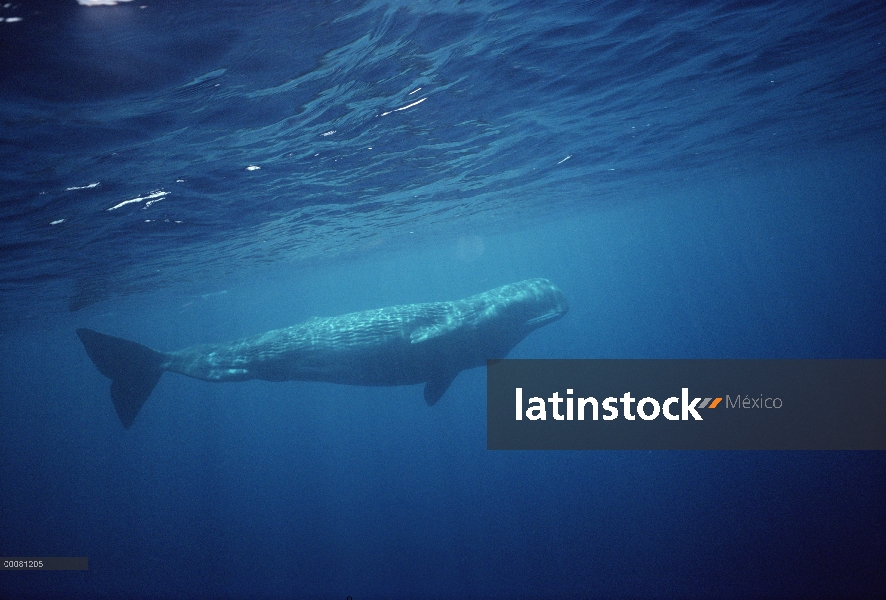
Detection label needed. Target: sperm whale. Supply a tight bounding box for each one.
[77,278,568,428]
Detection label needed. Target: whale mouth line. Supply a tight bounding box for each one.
[525,311,561,326]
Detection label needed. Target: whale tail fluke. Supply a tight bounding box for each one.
[76,328,164,429]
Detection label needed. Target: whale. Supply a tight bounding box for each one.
[77,278,568,428]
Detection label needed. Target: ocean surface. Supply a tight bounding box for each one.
[1,0,884,598]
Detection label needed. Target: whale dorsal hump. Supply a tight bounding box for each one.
[424,371,458,406]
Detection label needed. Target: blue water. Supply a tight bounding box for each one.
[1,0,884,598]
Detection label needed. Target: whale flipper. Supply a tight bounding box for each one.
[76,328,163,428]
[424,371,458,406]
[410,321,459,344]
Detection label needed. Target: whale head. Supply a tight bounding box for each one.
[485,278,568,333]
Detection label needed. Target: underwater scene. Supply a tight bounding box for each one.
[1,1,884,598]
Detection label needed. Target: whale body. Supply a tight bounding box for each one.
[77,278,568,428]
